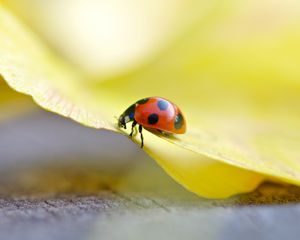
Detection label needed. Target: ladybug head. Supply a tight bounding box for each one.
[118,114,127,129]
[118,104,135,129]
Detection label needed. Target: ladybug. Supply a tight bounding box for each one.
[118,97,186,148]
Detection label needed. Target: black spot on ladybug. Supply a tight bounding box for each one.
[148,113,159,125]
[174,113,184,129]
[157,100,169,111]
[137,98,149,104]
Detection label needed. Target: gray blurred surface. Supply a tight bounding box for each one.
[1,110,300,240]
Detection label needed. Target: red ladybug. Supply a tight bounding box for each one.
[118,97,186,147]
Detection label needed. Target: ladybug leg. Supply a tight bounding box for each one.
[129,120,137,138]
[138,125,144,148]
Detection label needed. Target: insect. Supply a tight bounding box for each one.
[118,97,186,148]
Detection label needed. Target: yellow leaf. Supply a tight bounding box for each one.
[1,1,299,198]
[0,4,113,129]
[135,130,263,198]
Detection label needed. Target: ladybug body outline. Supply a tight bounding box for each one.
[118,97,186,147]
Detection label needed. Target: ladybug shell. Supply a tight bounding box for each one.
[134,97,186,134]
